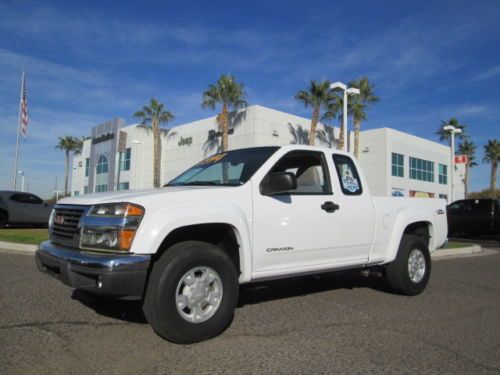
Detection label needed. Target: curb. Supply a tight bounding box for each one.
[432,245,482,259]
[0,241,37,253]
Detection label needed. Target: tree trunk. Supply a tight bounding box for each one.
[221,103,229,152]
[153,119,161,188]
[309,108,319,146]
[491,161,497,199]
[464,163,469,198]
[353,118,361,159]
[337,117,344,150]
[220,103,229,183]
[64,150,69,196]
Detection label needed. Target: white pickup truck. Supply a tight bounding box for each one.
[36,145,447,343]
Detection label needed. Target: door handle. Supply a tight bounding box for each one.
[321,201,340,213]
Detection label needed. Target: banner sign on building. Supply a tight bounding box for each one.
[454,155,468,164]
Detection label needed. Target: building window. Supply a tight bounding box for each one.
[96,155,108,174]
[95,184,108,193]
[410,157,434,182]
[95,155,108,193]
[117,182,129,191]
[119,148,131,171]
[83,186,89,194]
[438,164,448,185]
[392,153,404,177]
[73,191,80,196]
[85,158,90,177]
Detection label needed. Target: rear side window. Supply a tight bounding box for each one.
[332,155,363,195]
[9,194,43,204]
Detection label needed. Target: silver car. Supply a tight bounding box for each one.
[0,191,52,228]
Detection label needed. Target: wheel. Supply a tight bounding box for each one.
[386,234,431,296]
[0,211,8,228]
[143,241,239,344]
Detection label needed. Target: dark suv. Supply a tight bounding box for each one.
[447,198,500,236]
[0,191,52,228]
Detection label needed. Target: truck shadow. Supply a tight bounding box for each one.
[71,271,391,324]
[238,270,391,307]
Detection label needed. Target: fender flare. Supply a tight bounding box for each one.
[385,207,436,264]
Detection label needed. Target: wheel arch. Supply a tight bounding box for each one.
[385,208,436,264]
[132,204,252,282]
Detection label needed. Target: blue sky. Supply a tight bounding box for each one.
[0,0,499,198]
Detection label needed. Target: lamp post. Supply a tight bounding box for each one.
[18,171,25,192]
[330,82,360,152]
[132,139,144,189]
[443,125,462,203]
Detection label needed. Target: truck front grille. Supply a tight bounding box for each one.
[51,207,85,240]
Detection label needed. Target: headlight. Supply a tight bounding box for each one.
[80,203,144,252]
[89,203,144,217]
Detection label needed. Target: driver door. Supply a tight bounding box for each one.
[252,150,345,277]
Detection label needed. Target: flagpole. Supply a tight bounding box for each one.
[13,70,25,191]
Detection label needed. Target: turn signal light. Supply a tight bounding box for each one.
[118,229,137,250]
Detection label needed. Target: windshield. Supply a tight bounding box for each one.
[167,147,279,187]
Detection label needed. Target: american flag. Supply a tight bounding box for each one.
[20,72,28,138]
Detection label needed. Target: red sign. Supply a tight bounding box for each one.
[454,155,468,164]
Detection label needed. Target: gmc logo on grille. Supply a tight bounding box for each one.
[54,214,65,225]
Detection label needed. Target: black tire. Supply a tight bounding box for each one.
[143,241,239,344]
[386,234,431,296]
[0,211,8,228]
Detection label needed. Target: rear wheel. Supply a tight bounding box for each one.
[386,234,431,296]
[143,241,239,344]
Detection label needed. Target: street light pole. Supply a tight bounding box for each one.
[330,82,360,152]
[18,171,25,192]
[443,125,462,203]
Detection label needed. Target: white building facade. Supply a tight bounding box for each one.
[71,105,465,201]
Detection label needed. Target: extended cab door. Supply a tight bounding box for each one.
[251,150,372,278]
[329,154,375,262]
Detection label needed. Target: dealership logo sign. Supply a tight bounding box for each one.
[92,133,115,145]
[178,136,193,147]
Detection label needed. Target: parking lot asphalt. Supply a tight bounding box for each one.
[0,248,499,375]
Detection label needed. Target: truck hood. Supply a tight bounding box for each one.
[58,186,236,206]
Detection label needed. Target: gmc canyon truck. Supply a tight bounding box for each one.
[36,145,448,343]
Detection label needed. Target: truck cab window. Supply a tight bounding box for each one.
[267,151,331,194]
[332,155,363,195]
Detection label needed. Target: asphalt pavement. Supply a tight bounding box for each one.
[0,246,499,375]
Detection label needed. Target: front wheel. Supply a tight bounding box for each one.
[386,234,431,296]
[0,211,8,228]
[143,241,239,344]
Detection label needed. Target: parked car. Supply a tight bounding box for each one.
[447,198,500,236]
[36,145,447,343]
[0,191,52,228]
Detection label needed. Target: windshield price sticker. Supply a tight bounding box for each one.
[197,153,227,166]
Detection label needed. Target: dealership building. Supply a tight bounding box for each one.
[70,105,465,201]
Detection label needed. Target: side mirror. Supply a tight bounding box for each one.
[260,172,297,195]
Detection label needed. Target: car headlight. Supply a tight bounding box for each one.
[80,203,144,252]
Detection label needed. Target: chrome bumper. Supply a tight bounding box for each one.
[36,240,151,297]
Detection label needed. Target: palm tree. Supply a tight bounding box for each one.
[483,139,500,199]
[201,74,247,152]
[347,77,379,158]
[56,136,81,196]
[458,139,477,198]
[134,98,175,188]
[295,80,338,146]
[436,118,467,143]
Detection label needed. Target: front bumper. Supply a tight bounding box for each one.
[35,240,151,297]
